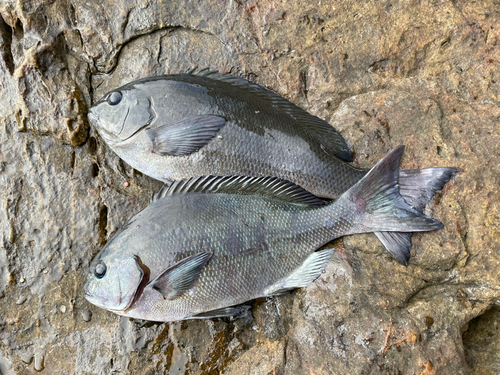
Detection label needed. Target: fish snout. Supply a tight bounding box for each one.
[82,281,92,298]
[87,111,99,125]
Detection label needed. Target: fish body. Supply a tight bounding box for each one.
[84,147,443,322]
[89,71,365,198]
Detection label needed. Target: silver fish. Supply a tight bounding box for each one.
[88,70,457,264]
[84,147,444,322]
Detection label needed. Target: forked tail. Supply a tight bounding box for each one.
[398,168,458,212]
[375,167,458,264]
[336,146,446,260]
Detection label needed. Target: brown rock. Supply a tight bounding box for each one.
[0,0,498,374]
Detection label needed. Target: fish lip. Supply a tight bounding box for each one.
[83,289,94,303]
[87,111,98,124]
[83,282,93,298]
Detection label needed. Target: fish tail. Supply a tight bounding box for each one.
[398,167,459,211]
[337,146,446,263]
[373,166,458,264]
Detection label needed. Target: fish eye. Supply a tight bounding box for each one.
[94,262,107,279]
[107,91,122,106]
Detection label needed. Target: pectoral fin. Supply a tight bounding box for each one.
[149,252,212,300]
[146,114,226,156]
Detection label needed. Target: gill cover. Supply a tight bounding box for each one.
[89,87,155,142]
[84,255,144,312]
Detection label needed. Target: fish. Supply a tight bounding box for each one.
[84,147,445,322]
[88,69,457,264]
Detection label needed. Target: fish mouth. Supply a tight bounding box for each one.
[87,111,98,125]
[86,112,122,144]
[83,288,96,304]
[83,284,132,313]
[86,111,115,142]
[83,281,95,301]
[86,106,126,142]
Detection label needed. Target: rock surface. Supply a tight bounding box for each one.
[0,0,498,374]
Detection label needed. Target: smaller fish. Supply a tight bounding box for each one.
[84,147,446,322]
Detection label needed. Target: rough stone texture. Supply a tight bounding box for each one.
[0,0,498,374]
[462,306,500,375]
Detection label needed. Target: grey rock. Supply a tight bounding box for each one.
[15,295,27,305]
[81,309,92,323]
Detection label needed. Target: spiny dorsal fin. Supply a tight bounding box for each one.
[184,68,353,162]
[150,175,327,207]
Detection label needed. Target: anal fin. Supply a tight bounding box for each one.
[190,305,248,319]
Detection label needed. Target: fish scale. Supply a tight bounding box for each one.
[126,195,328,321]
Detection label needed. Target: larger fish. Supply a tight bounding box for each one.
[88,70,457,264]
[84,147,445,322]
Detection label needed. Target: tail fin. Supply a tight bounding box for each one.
[375,167,458,265]
[398,168,459,211]
[345,146,443,236]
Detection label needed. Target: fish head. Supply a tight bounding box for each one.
[84,252,145,312]
[88,84,155,143]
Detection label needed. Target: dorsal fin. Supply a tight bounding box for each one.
[150,175,327,207]
[184,68,353,162]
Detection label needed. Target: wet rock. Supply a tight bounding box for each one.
[0,0,498,374]
[19,351,33,365]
